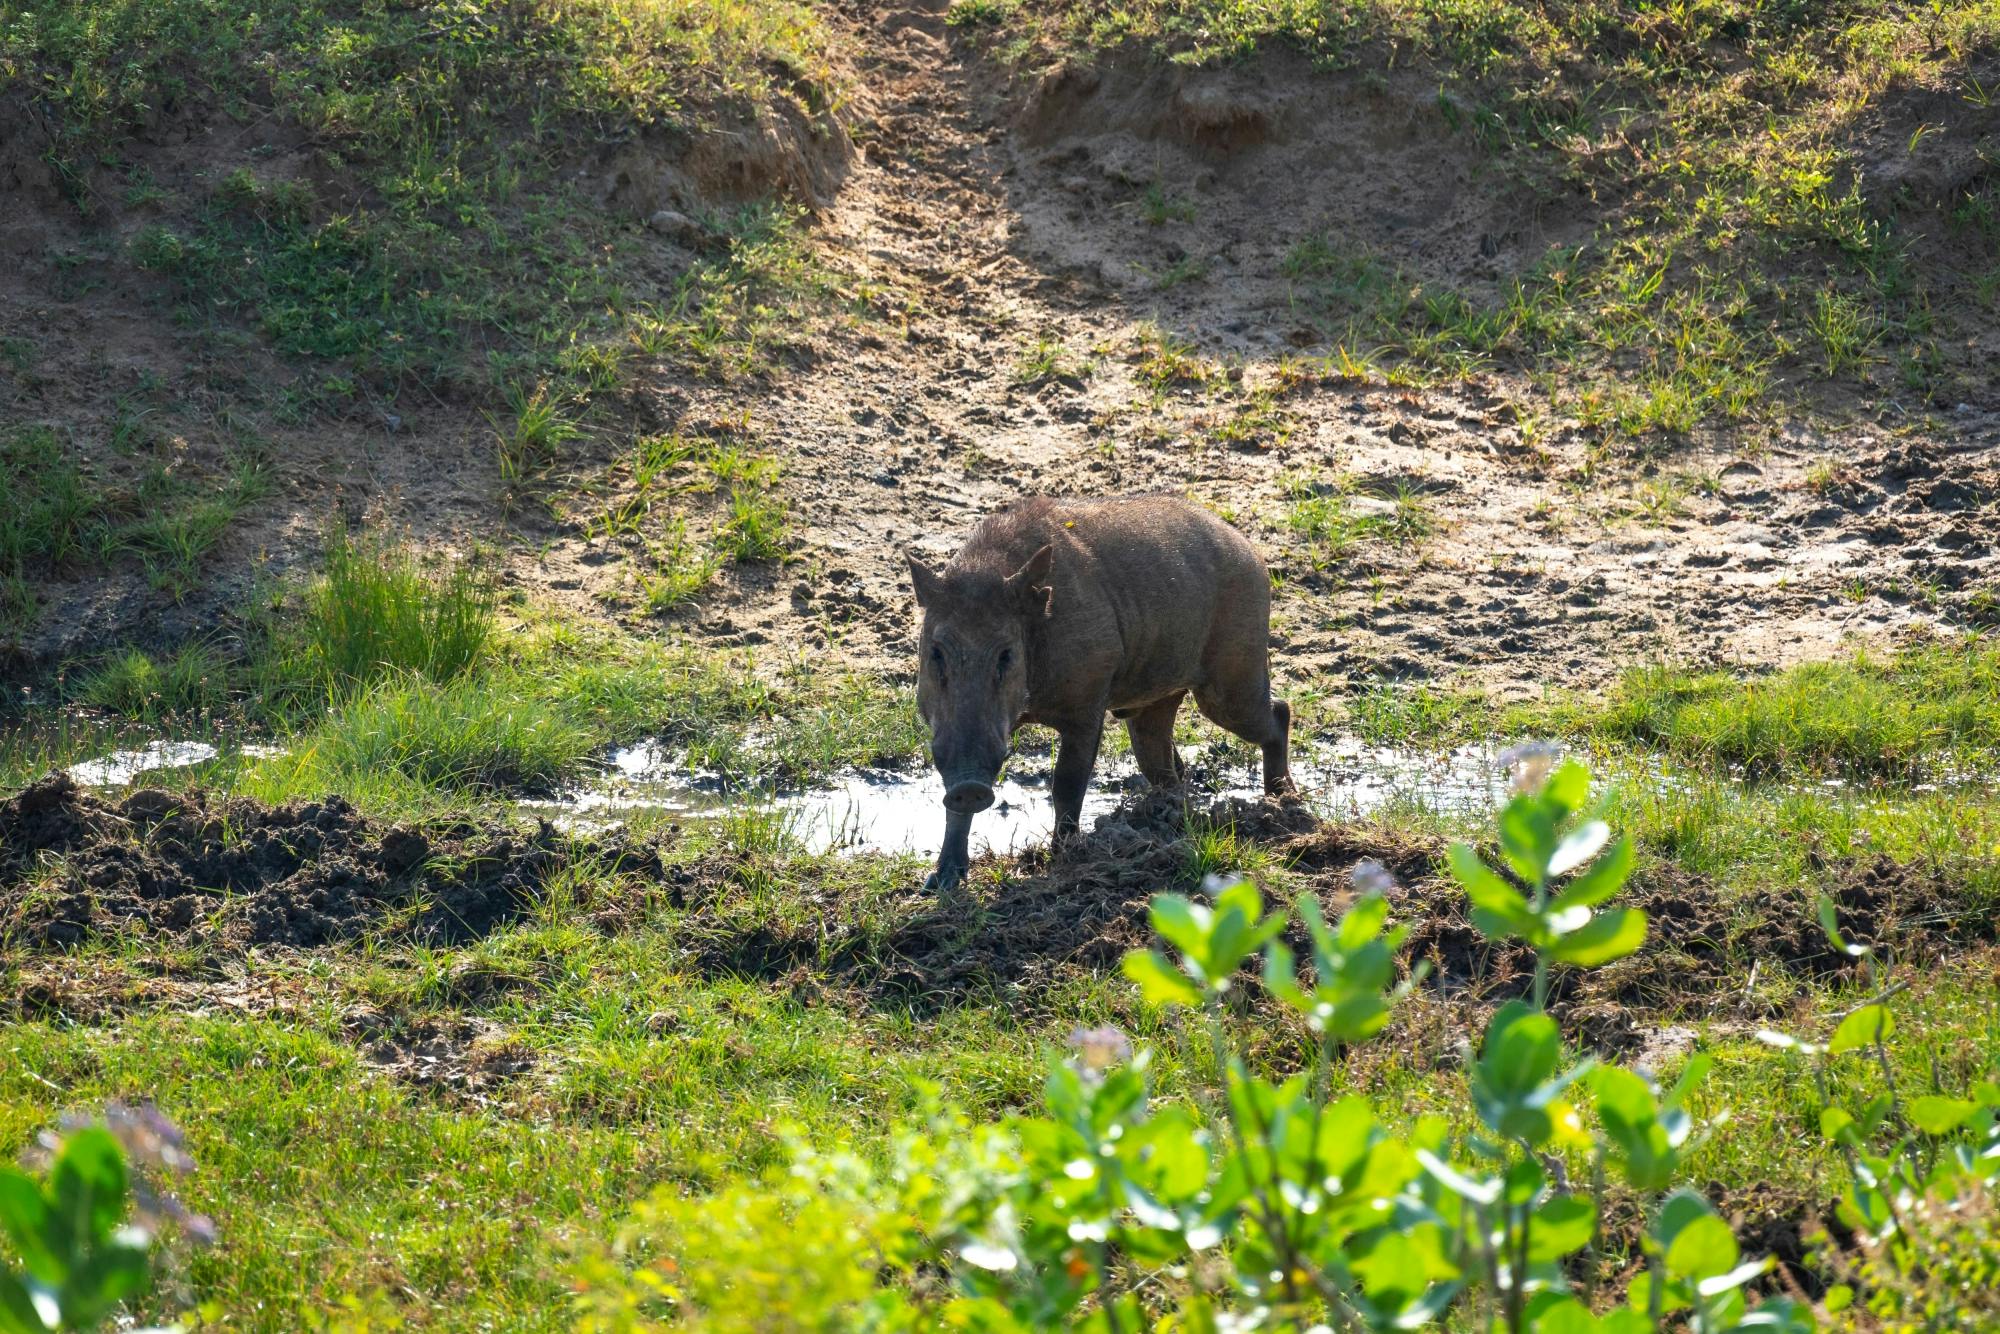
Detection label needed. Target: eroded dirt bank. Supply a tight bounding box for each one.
[4,1,1997,695]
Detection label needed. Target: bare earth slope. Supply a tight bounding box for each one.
[5,0,1995,696]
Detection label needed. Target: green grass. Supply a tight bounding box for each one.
[1,768,1993,1327]
[971,1,2000,434]
[2,0,839,398]
[0,424,268,624]
[1339,642,2000,783]
[279,527,497,699]
[1573,645,2000,780]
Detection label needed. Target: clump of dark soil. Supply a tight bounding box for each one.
[0,773,670,950]
[677,785,1993,1028]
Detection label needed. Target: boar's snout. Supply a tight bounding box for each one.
[943,780,996,814]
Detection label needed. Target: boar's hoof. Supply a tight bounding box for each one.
[924,862,967,895]
[942,781,996,814]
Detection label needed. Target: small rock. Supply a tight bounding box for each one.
[646,209,704,244]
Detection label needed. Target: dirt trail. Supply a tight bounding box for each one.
[528,0,1999,698]
[6,4,1996,691]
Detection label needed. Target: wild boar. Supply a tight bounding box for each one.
[906,494,1291,891]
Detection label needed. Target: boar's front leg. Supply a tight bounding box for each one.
[926,808,974,893]
[1050,715,1104,846]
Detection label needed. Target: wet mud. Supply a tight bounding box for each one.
[0,773,669,950]
[4,774,1987,1048]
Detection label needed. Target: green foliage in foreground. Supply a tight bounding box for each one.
[572,761,2000,1331]
[0,1109,192,1334]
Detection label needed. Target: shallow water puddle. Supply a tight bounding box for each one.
[66,740,282,786]
[516,738,1520,858]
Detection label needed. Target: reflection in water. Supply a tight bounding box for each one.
[67,741,282,787]
[61,732,1537,862]
[516,739,1520,859]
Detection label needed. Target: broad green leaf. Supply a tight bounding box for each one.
[1548,820,1609,878]
[1526,1195,1596,1262]
[1543,759,1590,813]
[1448,844,1528,915]
[1547,908,1648,966]
[1627,1270,1690,1317]
[1695,1256,1771,1298]
[1414,1149,1500,1205]
[1480,1001,1560,1095]
[1337,893,1389,951]
[1815,895,1846,950]
[1828,1004,1893,1055]
[0,1172,59,1285]
[1260,941,1304,1007]
[1908,1095,1978,1134]
[1149,895,1211,962]
[1326,993,1390,1043]
[56,1237,150,1330]
[49,1128,128,1257]
[1819,1106,1856,1144]
[1550,836,1634,911]
[1664,1214,1738,1281]
[1498,800,1559,885]
[0,1269,46,1334]
[1123,950,1203,1006]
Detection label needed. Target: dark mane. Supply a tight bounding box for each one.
[944,496,1059,585]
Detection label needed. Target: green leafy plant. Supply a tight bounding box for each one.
[0,1104,204,1333]
[573,755,1991,1332]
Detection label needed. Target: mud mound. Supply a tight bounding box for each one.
[1402,846,1991,1037]
[681,788,1441,1010]
[679,785,1990,1025]
[0,774,669,950]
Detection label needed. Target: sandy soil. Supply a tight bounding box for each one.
[4,0,1995,697]
[536,0,2000,698]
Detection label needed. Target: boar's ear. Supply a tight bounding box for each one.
[1005,544,1055,619]
[906,552,946,609]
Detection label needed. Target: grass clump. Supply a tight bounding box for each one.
[300,673,595,795]
[1586,644,2000,780]
[278,527,496,700]
[74,643,230,724]
[0,424,267,624]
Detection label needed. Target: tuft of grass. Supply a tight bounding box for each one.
[717,486,790,563]
[495,385,583,485]
[1347,680,1490,746]
[637,519,721,614]
[275,528,496,702]
[1581,647,2000,780]
[1012,333,1087,385]
[1139,180,1196,225]
[75,643,230,724]
[284,672,596,796]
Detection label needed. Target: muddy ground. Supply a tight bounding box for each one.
[6,772,1984,1043]
[3,1,1997,695]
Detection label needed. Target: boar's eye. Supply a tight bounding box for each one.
[996,648,1012,679]
[929,644,946,681]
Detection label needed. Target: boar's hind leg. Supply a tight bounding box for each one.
[1193,677,1293,796]
[1050,716,1105,844]
[1125,692,1187,788]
